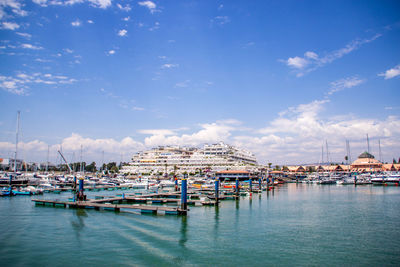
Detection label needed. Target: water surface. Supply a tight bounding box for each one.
[0,184,399,266]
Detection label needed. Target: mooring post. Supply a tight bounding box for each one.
[235,177,240,197]
[78,177,85,201]
[181,174,188,214]
[73,176,77,202]
[249,177,252,192]
[174,175,178,191]
[214,177,219,205]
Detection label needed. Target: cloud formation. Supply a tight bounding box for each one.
[2,21,20,30]
[31,0,112,9]
[284,34,382,77]
[0,72,77,95]
[328,76,364,95]
[118,29,127,37]
[71,19,81,27]
[138,1,157,13]
[379,64,400,79]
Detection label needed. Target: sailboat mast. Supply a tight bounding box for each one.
[14,111,20,172]
[367,134,370,154]
[378,139,382,163]
[326,140,330,165]
[46,145,49,172]
[321,144,324,165]
[80,144,83,173]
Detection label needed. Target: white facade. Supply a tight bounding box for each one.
[121,142,259,175]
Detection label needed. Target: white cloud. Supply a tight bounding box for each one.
[284,34,382,76]
[0,0,28,19]
[252,99,400,164]
[87,0,111,9]
[63,48,74,53]
[0,72,77,95]
[31,0,111,9]
[212,16,230,25]
[379,64,400,80]
[304,51,318,60]
[16,32,32,38]
[71,20,81,27]
[21,43,43,50]
[118,29,127,37]
[174,80,190,88]
[161,63,178,69]
[287,56,309,69]
[108,50,115,55]
[132,106,144,111]
[59,133,144,154]
[328,76,364,95]
[2,22,20,30]
[87,20,94,24]
[122,16,130,21]
[138,1,156,13]
[117,3,131,11]
[32,0,48,6]
[142,120,238,147]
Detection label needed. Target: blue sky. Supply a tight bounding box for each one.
[0,0,400,165]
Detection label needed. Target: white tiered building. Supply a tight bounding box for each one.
[121,142,259,175]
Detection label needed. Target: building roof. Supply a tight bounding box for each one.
[358,151,375,159]
[351,157,382,167]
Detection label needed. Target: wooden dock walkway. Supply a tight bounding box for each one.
[32,199,187,215]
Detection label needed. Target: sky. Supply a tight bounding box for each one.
[0,0,400,166]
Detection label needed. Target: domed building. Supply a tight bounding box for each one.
[351,152,382,172]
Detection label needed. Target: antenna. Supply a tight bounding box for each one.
[367,134,370,153]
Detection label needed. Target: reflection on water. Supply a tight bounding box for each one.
[179,216,187,247]
[71,209,87,241]
[213,206,219,240]
[1,184,399,266]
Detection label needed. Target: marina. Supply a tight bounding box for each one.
[1,183,399,266]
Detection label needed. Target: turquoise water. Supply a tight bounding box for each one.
[0,184,399,266]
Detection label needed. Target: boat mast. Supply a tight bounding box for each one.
[46,145,49,172]
[326,140,330,166]
[321,144,324,166]
[378,139,382,163]
[14,111,20,173]
[367,134,370,154]
[80,144,83,174]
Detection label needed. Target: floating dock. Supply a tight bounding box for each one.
[32,199,187,215]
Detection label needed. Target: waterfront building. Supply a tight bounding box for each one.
[350,151,382,172]
[121,142,259,175]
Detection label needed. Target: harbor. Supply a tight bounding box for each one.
[1,183,399,266]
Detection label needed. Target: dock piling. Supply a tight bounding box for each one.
[235,177,240,197]
[215,177,219,205]
[181,174,188,214]
[249,177,252,192]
